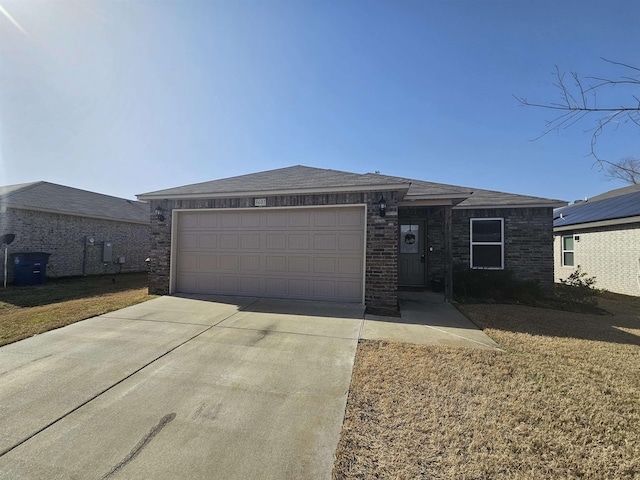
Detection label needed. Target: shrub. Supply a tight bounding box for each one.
[453,264,543,304]
[556,266,599,306]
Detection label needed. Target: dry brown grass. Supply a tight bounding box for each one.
[334,293,640,479]
[0,273,153,346]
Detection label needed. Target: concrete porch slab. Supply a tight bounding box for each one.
[361,291,501,350]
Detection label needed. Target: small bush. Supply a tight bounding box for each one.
[453,265,543,304]
[556,266,599,306]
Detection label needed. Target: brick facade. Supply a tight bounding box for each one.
[148,191,400,314]
[554,223,640,297]
[452,207,555,288]
[0,208,150,281]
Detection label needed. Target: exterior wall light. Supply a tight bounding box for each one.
[155,205,165,222]
[378,195,387,217]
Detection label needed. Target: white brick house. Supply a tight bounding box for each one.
[554,184,640,297]
[0,182,150,282]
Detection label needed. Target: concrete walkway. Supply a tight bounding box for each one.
[0,292,499,479]
[362,291,501,350]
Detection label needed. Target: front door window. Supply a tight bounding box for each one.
[398,221,425,285]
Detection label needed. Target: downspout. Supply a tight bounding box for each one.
[82,235,88,276]
[443,205,453,302]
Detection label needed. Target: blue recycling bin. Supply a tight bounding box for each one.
[12,252,51,286]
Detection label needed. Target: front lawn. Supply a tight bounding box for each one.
[0,273,153,347]
[334,292,640,479]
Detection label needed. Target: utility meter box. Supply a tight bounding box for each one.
[103,242,113,262]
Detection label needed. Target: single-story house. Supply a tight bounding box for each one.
[138,166,564,314]
[0,181,150,282]
[554,184,640,296]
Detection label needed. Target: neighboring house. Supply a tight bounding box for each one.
[138,166,564,314]
[0,181,150,281]
[554,184,640,297]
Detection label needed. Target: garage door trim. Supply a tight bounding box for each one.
[169,204,368,303]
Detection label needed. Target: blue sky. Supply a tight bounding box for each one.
[0,0,638,202]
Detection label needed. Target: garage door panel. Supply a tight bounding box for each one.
[264,277,288,296]
[288,234,310,250]
[199,213,219,228]
[314,210,336,227]
[240,212,261,228]
[178,233,199,251]
[266,234,286,250]
[240,256,260,272]
[266,256,287,272]
[219,255,239,271]
[289,257,310,273]
[220,234,239,249]
[289,211,311,227]
[338,234,362,250]
[288,278,310,297]
[338,257,362,275]
[220,213,240,228]
[239,277,261,295]
[339,209,363,227]
[313,280,336,298]
[176,207,364,303]
[198,234,218,250]
[314,234,336,250]
[240,234,260,249]
[314,257,336,274]
[337,281,361,300]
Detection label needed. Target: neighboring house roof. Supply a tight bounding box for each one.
[554,186,640,231]
[0,181,149,224]
[138,165,564,208]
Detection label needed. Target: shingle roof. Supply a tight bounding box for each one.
[138,165,564,208]
[554,187,640,228]
[0,181,149,224]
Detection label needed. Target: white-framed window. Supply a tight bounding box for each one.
[470,218,504,269]
[562,235,574,267]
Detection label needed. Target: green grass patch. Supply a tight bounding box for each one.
[0,273,154,346]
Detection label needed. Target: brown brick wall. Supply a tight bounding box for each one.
[0,208,150,281]
[452,207,555,288]
[148,191,400,313]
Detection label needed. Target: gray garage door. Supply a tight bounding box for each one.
[175,206,365,302]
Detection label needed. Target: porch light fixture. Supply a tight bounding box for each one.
[378,195,387,217]
[155,205,165,222]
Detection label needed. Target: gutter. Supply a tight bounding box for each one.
[137,183,411,201]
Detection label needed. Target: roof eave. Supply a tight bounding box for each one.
[4,204,149,225]
[137,183,411,201]
[554,215,640,232]
[455,201,566,210]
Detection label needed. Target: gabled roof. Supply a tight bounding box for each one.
[0,181,149,224]
[138,165,564,208]
[554,185,640,230]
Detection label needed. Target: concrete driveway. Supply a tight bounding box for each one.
[0,295,364,479]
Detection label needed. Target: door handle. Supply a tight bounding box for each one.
[420,254,425,263]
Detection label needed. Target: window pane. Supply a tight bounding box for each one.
[472,220,502,243]
[563,252,574,266]
[472,245,502,268]
[563,236,574,250]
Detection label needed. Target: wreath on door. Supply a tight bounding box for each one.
[404,222,416,245]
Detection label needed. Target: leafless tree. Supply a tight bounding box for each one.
[515,58,640,181]
[605,157,640,184]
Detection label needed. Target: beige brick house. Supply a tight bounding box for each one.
[138,166,563,314]
[0,182,150,282]
[554,184,640,297]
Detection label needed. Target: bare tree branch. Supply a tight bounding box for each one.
[515,58,640,182]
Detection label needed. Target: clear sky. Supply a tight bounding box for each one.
[0,0,638,202]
